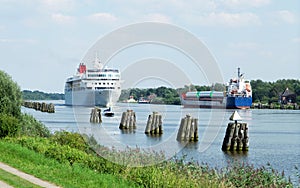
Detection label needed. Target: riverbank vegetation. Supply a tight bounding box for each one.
[119,79,300,106]
[22,90,64,100]
[0,69,296,187]
[1,134,293,187]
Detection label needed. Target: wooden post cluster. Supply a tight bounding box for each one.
[145,112,163,135]
[222,122,249,151]
[90,107,102,123]
[119,110,136,130]
[176,114,198,142]
[22,101,55,113]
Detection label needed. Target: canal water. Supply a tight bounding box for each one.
[22,100,300,184]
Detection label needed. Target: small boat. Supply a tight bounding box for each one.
[138,97,150,104]
[103,107,114,117]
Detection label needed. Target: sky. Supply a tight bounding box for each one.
[0,0,299,93]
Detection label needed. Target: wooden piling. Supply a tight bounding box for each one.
[222,122,249,152]
[145,112,163,135]
[90,107,102,123]
[22,101,55,113]
[119,110,136,130]
[176,115,198,142]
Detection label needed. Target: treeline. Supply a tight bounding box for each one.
[119,83,225,105]
[251,79,300,103]
[22,90,64,100]
[120,79,300,105]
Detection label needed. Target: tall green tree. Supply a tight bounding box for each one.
[0,70,22,117]
[0,70,22,137]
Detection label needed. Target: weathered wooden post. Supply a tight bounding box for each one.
[145,112,163,135]
[222,111,249,152]
[176,114,198,142]
[119,110,136,130]
[90,107,102,123]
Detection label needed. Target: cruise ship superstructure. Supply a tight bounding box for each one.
[64,56,121,107]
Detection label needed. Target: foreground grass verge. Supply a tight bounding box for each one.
[0,141,137,188]
[0,168,41,188]
[2,135,294,188]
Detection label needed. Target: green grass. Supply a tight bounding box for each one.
[0,141,137,188]
[1,136,294,188]
[0,168,41,188]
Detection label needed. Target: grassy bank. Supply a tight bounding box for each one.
[1,135,294,188]
[0,168,40,188]
[0,140,137,188]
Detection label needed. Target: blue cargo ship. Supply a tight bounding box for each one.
[181,68,252,109]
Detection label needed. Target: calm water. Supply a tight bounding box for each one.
[22,100,300,185]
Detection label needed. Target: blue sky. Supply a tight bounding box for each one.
[0,0,299,92]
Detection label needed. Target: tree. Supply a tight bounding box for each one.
[0,70,23,137]
[0,70,22,117]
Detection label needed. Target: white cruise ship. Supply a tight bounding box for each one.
[64,56,121,107]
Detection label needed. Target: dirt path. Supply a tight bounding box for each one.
[0,180,13,188]
[0,162,60,188]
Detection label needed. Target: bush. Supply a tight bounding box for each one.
[19,114,50,137]
[0,113,20,138]
[50,131,90,152]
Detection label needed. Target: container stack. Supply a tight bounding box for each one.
[119,110,136,130]
[176,114,198,142]
[145,112,163,135]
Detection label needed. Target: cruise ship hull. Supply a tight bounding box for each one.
[65,89,121,107]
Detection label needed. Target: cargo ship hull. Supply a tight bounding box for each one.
[181,96,252,109]
[226,96,252,109]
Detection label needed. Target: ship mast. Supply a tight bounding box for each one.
[94,53,103,69]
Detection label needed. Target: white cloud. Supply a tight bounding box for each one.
[0,25,6,32]
[0,38,38,44]
[228,42,259,50]
[40,0,76,12]
[276,10,297,24]
[292,37,300,44]
[51,13,75,24]
[142,13,171,23]
[87,13,118,23]
[197,12,261,27]
[221,0,270,9]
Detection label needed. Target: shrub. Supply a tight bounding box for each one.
[50,131,90,152]
[0,113,20,138]
[19,114,50,137]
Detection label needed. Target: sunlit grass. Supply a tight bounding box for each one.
[0,140,137,188]
[0,168,41,188]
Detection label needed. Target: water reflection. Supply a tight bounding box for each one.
[223,150,248,158]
